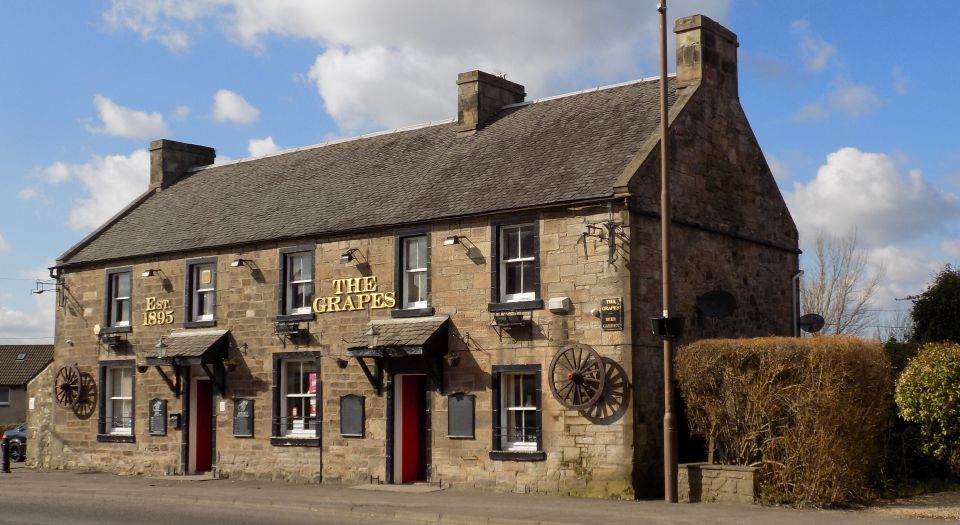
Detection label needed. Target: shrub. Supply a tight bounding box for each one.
[675,337,893,507]
[895,342,960,476]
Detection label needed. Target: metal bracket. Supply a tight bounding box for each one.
[200,362,226,397]
[490,311,532,342]
[155,365,181,398]
[274,321,310,347]
[354,356,383,395]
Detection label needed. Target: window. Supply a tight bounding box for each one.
[279,247,315,319]
[489,220,541,311]
[105,267,132,329]
[98,360,135,442]
[271,352,321,446]
[185,258,217,326]
[398,234,430,310]
[0,387,9,406]
[491,364,544,461]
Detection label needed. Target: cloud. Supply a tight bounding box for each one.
[791,18,835,71]
[0,233,9,253]
[827,84,882,117]
[892,66,910,96]
[102,0,732,132]
[793,103,827,122]
[172,105,191,120]
[86,94,168,139]
[0,292,55,342]
[41,162,71,184]
[248,136,281,157]
[941,239,960,259]
[17,187,38,200]
[213,89,260,124]
[785,147,960,248]
[765,154,793,182]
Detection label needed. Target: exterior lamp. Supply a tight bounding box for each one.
[141,269,162,278]
[443,235,461,246]
[229,258,246,267]
[340,248,360,264]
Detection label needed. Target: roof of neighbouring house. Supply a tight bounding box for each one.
[59,76,680,267]
[0,345,54,386]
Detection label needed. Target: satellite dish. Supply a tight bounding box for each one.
[93,324,102,336]
[799,313,825,333]
[696,290,737,319]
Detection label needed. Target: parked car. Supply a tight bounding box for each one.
[3,422,26,462]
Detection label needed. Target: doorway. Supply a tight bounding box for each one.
[189,377,214,474]
[393,374,428,483]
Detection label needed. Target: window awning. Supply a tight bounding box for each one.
[346,316,448,358]
[144,329,230,397]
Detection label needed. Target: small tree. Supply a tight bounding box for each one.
[801,230,884,335]
[910,265,960,343]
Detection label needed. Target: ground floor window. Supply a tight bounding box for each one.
[271,352,321,445]
[0,387,9,406]
[491,364,544,460]
[98,360,135,442]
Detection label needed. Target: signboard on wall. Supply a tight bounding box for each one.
[149,398,167,436]
[233,399,254,437]
[600,297,624,331]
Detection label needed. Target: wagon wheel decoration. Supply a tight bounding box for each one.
[548,343,606,410]
[72,373,98,420]
[54,364,82,408]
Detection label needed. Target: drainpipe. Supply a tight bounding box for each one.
[792,270,804,337]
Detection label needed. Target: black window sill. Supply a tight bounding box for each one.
[489,450,546,462]
[101,326,133,334]
[488,299,544,312]
[276,313,316,323]
[270,436,320,447]
[183,320,217,329]
[391,307,435,319]
[97,434,135,444]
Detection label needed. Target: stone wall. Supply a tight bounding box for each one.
[678,463,757,503]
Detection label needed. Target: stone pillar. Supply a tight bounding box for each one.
[456,70,525,136]
[149,139,216,190]
[674,15,739,97]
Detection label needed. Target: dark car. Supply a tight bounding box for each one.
[2,422,26,462]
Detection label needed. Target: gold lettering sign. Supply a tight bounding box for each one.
[142,297,175,326]
[313,276,396,313]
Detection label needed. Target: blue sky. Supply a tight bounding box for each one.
[2,0,957,342]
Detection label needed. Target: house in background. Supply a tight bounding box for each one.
[0,345,54,423]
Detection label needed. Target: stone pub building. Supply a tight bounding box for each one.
[29,15,798,498]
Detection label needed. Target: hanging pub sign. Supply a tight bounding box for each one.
[233,399,254,437]
[312,276,396,314]
[149,398,167,436]
[600,297,624,331]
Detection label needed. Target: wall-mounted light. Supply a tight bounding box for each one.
[230,258,247,267]
[340,248,361,264]
[141,268,163,278]
[443,235,461,246]
[335,358,349,369]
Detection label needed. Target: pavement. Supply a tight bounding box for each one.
[0,463,954,524]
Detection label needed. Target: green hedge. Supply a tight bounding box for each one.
[676,337,892,506]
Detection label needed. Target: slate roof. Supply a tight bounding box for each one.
[147,330,228,360]
[0,345,54,386]
[61,77,679,267]
[347,316,448,350]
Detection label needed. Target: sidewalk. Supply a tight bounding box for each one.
[0,465,946,524]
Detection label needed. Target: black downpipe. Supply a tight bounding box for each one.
[180,366,191,475]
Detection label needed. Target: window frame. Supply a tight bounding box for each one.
[0,387,9,406]
[184,256,218,328]
[490,364,544,461]
[489,218,543,312]
[103,266,133,333]
[97,359,136,443]
[270,351,321,447]
[393,231,434,318]
[277,245,316,322]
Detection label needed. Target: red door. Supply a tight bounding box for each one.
[195,379,213,472]
[399,375,427,483]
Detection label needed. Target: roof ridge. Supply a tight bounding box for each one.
[192,74,676,172]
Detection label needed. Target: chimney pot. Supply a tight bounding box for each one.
[456,70,525,136]
[149,139,216,190]
[674,15,739,97]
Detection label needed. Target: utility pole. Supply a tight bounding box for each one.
[657,0,678,503]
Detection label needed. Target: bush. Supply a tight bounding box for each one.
[675,337,892,507]
[895,342,960,476]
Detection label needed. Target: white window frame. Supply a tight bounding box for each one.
[0,387,9,406]
[106,366,133,435]
[499,224,537,302]
[191,263,216,322]
[402,235,429,309]
[281,359,318,437]
[285,252,313,315]
[109,272,131,327]
[500,372,538,452]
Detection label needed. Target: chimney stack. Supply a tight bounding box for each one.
[456,70,525,136]
[674,15,739,97]
[149,139,216,190]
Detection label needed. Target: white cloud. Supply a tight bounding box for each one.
[172,105,191,120]
[0,233,9,253]
[827,84,882,117]
[941,239,960,259]
[793,102,827,122]
[791,18,835,71]
[103,0,732,132]
[86,94,168,139]
[892,66,910,96]
[765,154,793,182]
[17,187,38,200]
[248,136,281,157]
[42,162,71,184]
[786,147,960,248]
[0,292,55,342]
[213,89,260,124]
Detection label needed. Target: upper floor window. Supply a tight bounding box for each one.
[279,247,315,317]
[105,267,132,329]
[401,235,429,309]
[498,223,538,302]
[186,258,217,325]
